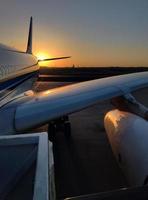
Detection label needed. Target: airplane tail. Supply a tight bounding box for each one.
[25,17,71,61]
[26,17,33,54]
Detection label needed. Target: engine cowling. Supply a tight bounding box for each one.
[104,109,148,186]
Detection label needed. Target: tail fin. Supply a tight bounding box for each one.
[26,17,33,54]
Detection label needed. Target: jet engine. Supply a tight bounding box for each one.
[104,109,148,186]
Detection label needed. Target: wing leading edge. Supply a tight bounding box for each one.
[15,71,148,131]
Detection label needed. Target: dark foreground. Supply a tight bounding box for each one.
[34,82,130,199]
[35,81,148,199]
[39,66,148,82]
[36,82,126,199]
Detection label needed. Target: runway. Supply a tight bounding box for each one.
[35,81,148,199]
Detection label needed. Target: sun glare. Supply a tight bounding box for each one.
[36,52,49,61]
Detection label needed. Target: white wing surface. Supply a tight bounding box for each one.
[15,71,148,131]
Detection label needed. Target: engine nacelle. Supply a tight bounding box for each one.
[104,109,148,186]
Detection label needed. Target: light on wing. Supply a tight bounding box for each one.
[15,71,148,131]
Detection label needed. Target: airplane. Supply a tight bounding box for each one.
[1,16,148,195]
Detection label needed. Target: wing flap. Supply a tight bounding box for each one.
[15,71,148,131]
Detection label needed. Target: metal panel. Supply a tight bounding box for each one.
[0,132,50,200]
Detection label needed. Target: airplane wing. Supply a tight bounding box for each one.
[15,71,148,131]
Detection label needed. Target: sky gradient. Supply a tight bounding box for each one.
[1,0,148,67]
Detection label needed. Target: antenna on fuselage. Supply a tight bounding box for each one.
[26,17,33,54]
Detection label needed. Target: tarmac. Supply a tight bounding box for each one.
[35,81,148,199]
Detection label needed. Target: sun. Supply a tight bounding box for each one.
[36,52,49,61]
[35,52,52,66]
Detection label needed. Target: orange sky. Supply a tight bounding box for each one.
[1,1,148,67]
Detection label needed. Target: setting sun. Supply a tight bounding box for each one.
[36,52,49,61]
[35,52,53,66]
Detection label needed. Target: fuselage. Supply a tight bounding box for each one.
[0,44,39,98]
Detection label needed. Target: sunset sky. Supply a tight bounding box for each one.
[0,0,148,67]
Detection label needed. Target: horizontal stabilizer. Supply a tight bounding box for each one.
[38,56,71,62]
[0,44,25,53]
[2,49,26,54]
